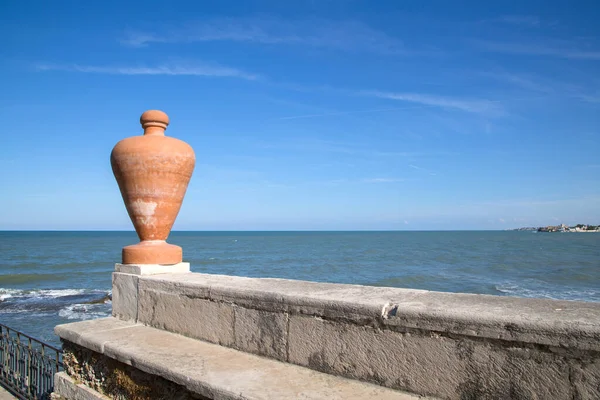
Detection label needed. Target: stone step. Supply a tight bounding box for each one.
[0,386,16,400]
[55,317,432,400]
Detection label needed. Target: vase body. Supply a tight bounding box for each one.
[111,110,195,264]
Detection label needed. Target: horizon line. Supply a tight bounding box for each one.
[0,228,521,232]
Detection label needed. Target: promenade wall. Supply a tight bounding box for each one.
[53,267,600,399]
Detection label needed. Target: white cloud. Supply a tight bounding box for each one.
[120,16,412,55]
[361,90,504,115]
[572,93,600,104]
[362,178,405,183]
[275,105,428,121]
[482,71,554,93]
[257,138,450,159]
[409,164,438,176]
[495,15,541,27]
[477,196,600,208]
[310,177,405,185]
[482,71,600,105]
[473,39,600,60]
[35,62,258,80]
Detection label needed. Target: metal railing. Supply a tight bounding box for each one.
[0,324,62,400]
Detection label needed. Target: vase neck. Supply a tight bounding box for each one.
[143,126,166,136]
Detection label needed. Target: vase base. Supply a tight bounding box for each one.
[122,241,182,265]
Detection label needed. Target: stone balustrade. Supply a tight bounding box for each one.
[53,264,600,399]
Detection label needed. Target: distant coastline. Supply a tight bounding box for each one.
[513,224,600,233]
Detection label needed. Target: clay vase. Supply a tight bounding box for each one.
[111,110,195,264]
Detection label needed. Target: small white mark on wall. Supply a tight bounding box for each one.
[381,302,399,319]
[131,199,157,217]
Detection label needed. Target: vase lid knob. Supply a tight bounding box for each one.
[140,110,169,134]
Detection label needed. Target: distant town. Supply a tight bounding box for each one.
[512,224,600,232]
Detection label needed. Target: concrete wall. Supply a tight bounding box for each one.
[55,317,421,400]
[113,271,600,400]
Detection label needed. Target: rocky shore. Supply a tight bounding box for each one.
[512,224,600,232]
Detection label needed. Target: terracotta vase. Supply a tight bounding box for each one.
[111,110,195,264]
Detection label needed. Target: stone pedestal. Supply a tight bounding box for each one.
[115,262,190,275]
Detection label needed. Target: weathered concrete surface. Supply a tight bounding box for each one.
[288,314,577,399]
[113,272,600,399]
[60,343,210,400]
[138,272,600,350]
[111,272,138,321]
[53,372,111,400]
[115,262,190,275]
[137,287,235,346]
[0,386,16,400]
[55,317,135,354]
[55,318,426,400]
[233,306,288,361]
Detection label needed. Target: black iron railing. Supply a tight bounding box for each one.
[0,324,62,400]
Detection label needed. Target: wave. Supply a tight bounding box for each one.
[0,287,112,317]
[0,287,108,300]
[495,284,555,299]
[495,283,599,302]
[58,303,110,320]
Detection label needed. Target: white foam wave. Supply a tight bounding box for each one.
[39,289,88,297]
[495,284,599,302]
[0,294,13,301]
[0,287,106,299]
[0,288,22,302]
[7,312,51,319]
[0,288,21,296]
[495,284,554,299]
[58,304,110,320]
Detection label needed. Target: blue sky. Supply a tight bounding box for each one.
[1,0,599,230]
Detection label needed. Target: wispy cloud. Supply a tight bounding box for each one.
[475,195,600,208]
[268,81,517,119]
[261,180,295,189]
[482,71,554,93]
[274,104,451,121]
[258,138,361,155]
[35,62,258,80]
[120,16,413,55]
[482,70,600,105]
[258,138,448,158]
[572,93,600,104]
[362,178,405,183]
[409,164,437,176]
[495,15,541,27]
[361,90,504,115]
[309,177,406,186]
[473,39,600,60]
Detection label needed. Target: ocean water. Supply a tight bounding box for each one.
[1,231,599,346]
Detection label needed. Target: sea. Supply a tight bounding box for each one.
[1,231,599,347]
